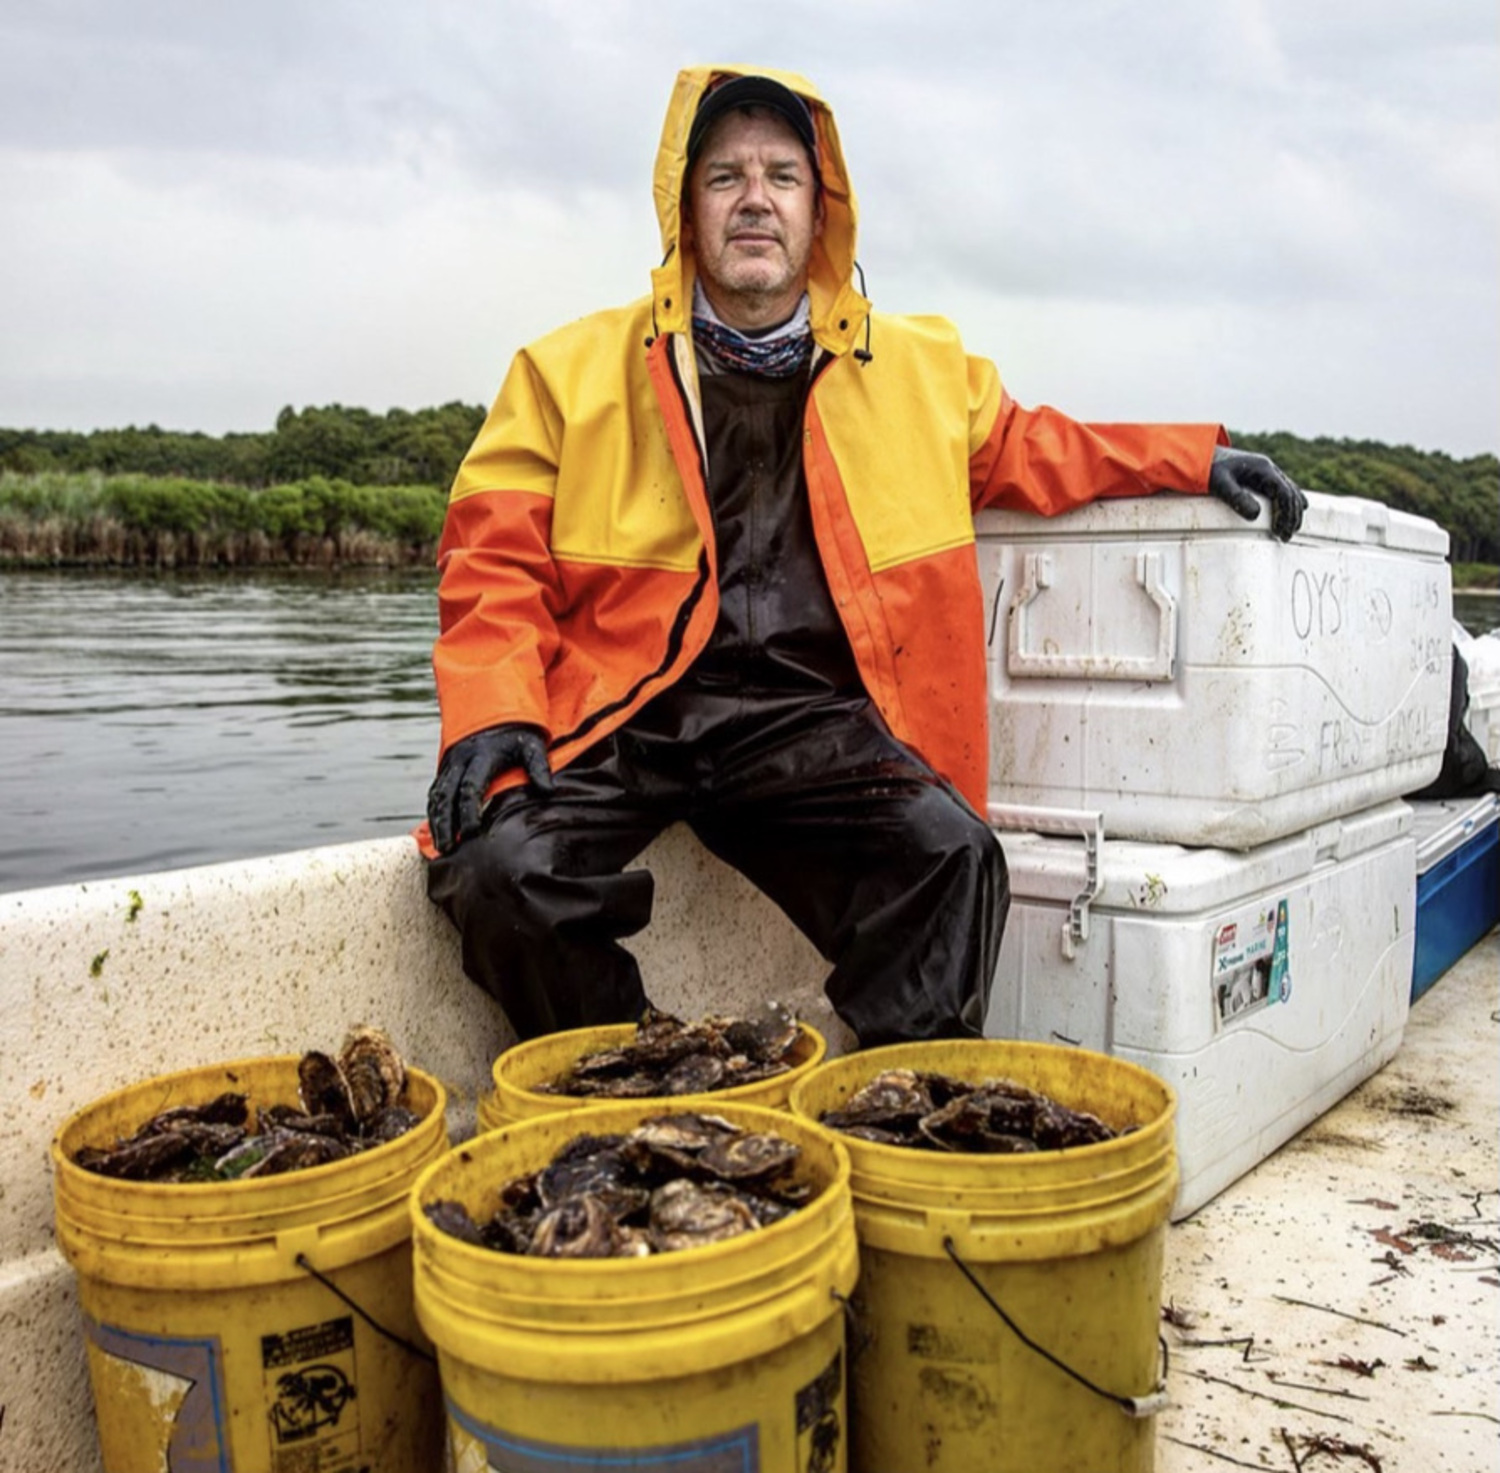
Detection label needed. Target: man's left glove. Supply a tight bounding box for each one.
[1207,446,1307,541]
[426,722,554,855]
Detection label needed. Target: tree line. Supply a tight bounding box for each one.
[0,405,1494,571]
[1230,431,1497,568]
[0,402,486,490]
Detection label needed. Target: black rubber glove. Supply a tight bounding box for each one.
[426,723,554,855]
[1207,446,1307,541]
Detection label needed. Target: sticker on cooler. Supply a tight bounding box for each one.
[1212,899,1292,1026]
[82,1317,230,1472]
[445,1408,762,1473]
[262,1314,363,1472]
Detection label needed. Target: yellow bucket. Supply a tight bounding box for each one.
[788,1040,1178,1473]
[51,1055,450,1473]
[412,1099,858,1472]
[476,1019,828,1132]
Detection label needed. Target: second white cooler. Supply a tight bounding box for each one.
[984,799,1417,1219]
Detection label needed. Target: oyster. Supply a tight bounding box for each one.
[257,1104,348,1136]
[168,1121,249,1159]
[615,1225,655,1257]
[339,1025,407,1122]
[649,1179,759,1252]
[820,1069,1120,1155]
[423,1199,487,1247]
[739,1192,799,1228]
[362,1104,422,1144]
[296,1051,355,1128]
[831,1123,913,1147]
[140,1092,249,1133]
[560,1071,663,1099]
[239,1129,350,1178]
[74,1131,197,1181]
[537,1134,641,1216]
[530,1194,620,1258]
[820,1070,933,1134]
[483,1212,534,1255]
[698,1132,800,1183]
[1031,1095,1115,1149]
[214,1135,278,1179]
[427,1111,809,1259]
[661,1053,726,1095]
[538,1004,804,1099]
[719,1000,800,1064]
[626,1112,740,1177]
[918,1087,1038,1153]
[73,1030,421,1183]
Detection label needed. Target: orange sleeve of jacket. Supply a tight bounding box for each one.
[432,351,565,755]
[965,357,1228,516]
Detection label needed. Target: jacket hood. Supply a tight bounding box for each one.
[651,64,868,357]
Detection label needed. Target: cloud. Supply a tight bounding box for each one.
[0,0,1494,453]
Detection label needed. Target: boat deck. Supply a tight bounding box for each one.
[1,832,1493,1471]
[1158,928,1499,1473]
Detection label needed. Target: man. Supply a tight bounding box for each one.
[420,66,1305,1046]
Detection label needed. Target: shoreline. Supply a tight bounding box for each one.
[1,558,1496,588]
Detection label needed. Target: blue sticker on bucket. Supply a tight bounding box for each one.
[447,1400,759,1472]
[84,1317,231,1473]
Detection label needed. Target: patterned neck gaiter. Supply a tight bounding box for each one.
[692,282,813,378]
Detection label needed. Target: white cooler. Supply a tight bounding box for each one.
[1456,624,1500,766]
[975,491,1451,849]
[984,799,1416,1220]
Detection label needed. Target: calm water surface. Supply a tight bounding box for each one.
[1,573,1496,895]
[0,569,440,893]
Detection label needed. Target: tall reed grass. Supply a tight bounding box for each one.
[0,472,446,567]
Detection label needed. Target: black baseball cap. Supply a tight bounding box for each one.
[686,75,819,171]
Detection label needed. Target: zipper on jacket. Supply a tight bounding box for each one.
[550,338,713,751]
[555,547,711,751]
[558,340,842,753]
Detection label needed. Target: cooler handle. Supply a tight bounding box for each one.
[1008,550,1178,682]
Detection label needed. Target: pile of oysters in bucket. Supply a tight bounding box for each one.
[534,1002,802,1098]
[818,1068,1121,1152]
[425,1111,811,1260]
[427,1004,817,1260]
[71,1027,419,1182]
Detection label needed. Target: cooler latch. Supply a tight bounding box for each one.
[987,803,1105,960]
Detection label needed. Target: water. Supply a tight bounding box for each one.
[1455,591,1500,639]
[1,573,1496,896]
[0,569,441,894]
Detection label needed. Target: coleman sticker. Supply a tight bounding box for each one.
[1213,899,1291,1025]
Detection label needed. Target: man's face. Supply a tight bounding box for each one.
[684,106,822,331]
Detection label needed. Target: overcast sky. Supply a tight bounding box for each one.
[2,0,1495,456]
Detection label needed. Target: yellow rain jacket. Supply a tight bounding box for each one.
[421,65,1224,854]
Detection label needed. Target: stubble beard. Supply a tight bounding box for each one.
[707,234,803,322]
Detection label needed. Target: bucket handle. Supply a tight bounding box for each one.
[295,1253,437,1366]
[830,1287,873,1362]
[941,1238,1168,1419]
